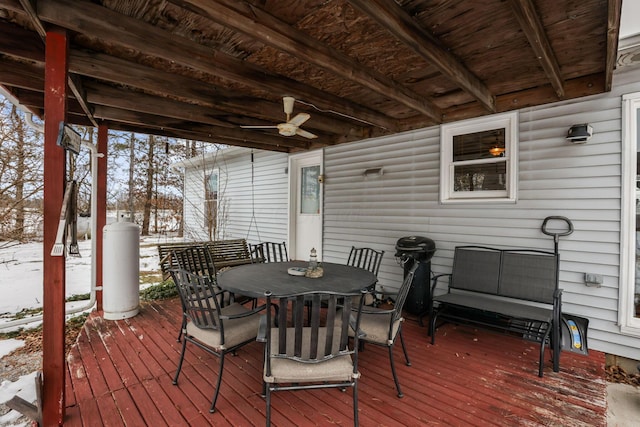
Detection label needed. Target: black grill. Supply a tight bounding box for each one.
[395,236,436,321]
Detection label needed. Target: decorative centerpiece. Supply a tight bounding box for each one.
[305,247,323,278]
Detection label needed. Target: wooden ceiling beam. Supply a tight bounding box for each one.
[507,0,564,98]
[17,0,98,127]
[69,51,363,136]
[347,0,495,113]
[104,123,292,153]
[0,22,365,137]
[36,0,398,132]
[172,0,441,122]
[605,0,622,91]
[91,105,315,150]
[84,81,237,129]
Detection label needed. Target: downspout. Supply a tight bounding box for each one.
[0,97,102,330]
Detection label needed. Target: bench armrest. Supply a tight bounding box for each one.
[431,273,451,293]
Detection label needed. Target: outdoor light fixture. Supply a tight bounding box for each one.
[363,167,384,177]
[566,124,593,144]
[489,146,505,157]
[56,121,81,154]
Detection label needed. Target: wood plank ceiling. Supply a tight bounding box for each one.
[0,0,621,153]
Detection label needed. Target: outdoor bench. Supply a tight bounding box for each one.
[157,239,252,281]
[429,245,561,377]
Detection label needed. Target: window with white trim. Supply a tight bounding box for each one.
[620,92,640,335]
[440,112,518,203]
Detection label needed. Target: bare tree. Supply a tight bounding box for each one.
[0,99,44,241]
[141,134,155,236]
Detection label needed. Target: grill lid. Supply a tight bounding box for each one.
[395,235,436,253]
[395,236,436,261]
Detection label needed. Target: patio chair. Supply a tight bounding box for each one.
[170,268,266,413]
[350,261,418,398]
[347,246,384,276]
[171,246,221,342]
[250,241,289,263]
[347,246,385,306]
[258,288,367,426]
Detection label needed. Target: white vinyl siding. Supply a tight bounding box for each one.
[181,149,289,244]
[320,66,640,360]
[179,67,640,360]
[221,150,289,243]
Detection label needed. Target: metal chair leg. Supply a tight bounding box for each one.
[265,385,272,426]
[177,316,186,342]
[399,329,411,366]
[209,353,225,413]
[353,381,359,426]
[388,346,403,398]
[173,336,188,385]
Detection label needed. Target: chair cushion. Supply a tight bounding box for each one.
[264,326,356,383]
[351,310,402,345]
[265,354,356,383]
[187,303,261,350]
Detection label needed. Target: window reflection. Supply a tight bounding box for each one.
[301,166,320,214]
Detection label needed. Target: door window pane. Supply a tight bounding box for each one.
[300,165,320,214]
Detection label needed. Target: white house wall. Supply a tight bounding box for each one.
[182,158,208,241]
[321,66,640,360]
[221,150,289,243]
[181,149,289,244]
[180,66,640,360]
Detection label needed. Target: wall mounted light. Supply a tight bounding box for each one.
[363,167,384,177]
[56,121,81,155]
[566,124,593,144]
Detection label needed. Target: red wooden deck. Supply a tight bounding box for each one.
[63,297,606,426]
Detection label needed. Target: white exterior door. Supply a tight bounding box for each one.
[289,151,323,261]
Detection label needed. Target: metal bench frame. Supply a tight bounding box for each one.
[429,246,562,377]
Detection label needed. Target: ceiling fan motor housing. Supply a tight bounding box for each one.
[277,122,297,136]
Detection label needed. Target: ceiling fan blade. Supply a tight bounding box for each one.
[296,128,318,139]
[240,125,278,129]
[288,113,310,127]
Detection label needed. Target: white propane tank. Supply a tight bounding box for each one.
[103,221,140,320]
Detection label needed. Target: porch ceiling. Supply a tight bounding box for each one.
[0,0,621,153]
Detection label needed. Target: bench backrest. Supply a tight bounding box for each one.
[158,239,252,280]
[158,241,209,280]
[499,250,558,304]
[451,246,501,294]
[205,239,252,269]
[450,246,558,304]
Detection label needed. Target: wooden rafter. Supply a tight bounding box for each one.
[606,0,623,91]
[36,0,398,132]
[90,105,312,150]
[18,0,98,127]
[507,0,564,98]
[173,0,442,122]
[347,0,495,113]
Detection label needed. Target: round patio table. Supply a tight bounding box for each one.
[217,261,377,298]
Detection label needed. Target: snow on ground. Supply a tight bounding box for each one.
[0,234,176,426]
[0,371,36,427]
[0,235,171,316]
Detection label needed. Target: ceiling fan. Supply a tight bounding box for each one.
[240,96,318,139]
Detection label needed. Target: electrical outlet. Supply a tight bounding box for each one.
[584,273,603,287]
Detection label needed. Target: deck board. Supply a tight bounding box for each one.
[64,297,607,426]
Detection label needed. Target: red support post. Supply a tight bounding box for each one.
[96,125,108,311]
[42,28,68,426]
